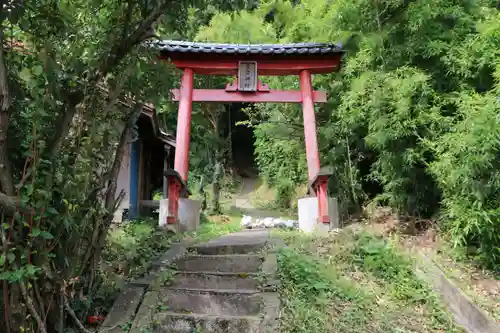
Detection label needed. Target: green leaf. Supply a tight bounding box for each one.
[40,231,54,240]
[47,207,58,215]
[19,68,32,82]
[30,228,41,237]
[24,184,34,196]
[0,255,5,266]
[32,65,43,76]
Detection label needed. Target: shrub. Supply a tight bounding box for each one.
[429,91,500,268]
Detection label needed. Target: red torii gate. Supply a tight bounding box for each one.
[155,41,344,228]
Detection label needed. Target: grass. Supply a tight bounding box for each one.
[273,228,465,333]
[183,212,242,243]
[248,181,306,218]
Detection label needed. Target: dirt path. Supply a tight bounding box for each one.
[232,177,280,218]
[233,177,260,210]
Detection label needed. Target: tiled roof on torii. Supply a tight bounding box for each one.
[153,40,343,56]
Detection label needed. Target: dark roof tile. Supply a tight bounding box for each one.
[151,40,343,56]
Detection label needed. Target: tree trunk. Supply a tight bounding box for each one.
[0,25,14,197]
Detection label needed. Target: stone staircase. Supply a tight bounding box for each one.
[123,229,280,333]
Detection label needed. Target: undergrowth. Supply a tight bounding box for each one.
[104,218,174,279]
[275,229,463,333]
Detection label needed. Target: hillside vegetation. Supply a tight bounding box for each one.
[275,228,465,333]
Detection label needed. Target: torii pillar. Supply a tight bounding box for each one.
[155,41,344,232]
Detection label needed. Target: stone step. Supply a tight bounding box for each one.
[189,242,268,255]
[153,311,260,333]
[159,288,262,316]
[174,254,263,273]
[168,271,260,290]
[190,230,269,255]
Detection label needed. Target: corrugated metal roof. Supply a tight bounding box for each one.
[151,40,343,55]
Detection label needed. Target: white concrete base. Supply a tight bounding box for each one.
[112,209,124,224]
[159,198,201,232]
[297,196,340,234]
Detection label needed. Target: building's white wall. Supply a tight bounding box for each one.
[113,144,131,222]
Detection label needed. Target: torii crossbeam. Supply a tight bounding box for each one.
[154,40,344,229]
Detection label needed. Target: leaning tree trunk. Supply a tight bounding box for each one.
[211,161,222,214]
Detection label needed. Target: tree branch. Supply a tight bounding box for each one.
[18,280,48,333]
[1,211,12,333]
[47,91,83,158]
[122,0,135,42]
[0,191,25,213]
[95,0,173,81]
[63,295,93,333]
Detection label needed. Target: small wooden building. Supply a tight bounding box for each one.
[113,105,176,222]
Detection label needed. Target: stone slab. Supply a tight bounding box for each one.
[259,241,281,333]
[202,229,270,246]
[168,272,260,290]
[259,292,281,333]
[129,265,173,288]
[175,254,263,273]
[99,285,145,333]
[260,252,279,292]
[154,312,260,333]
[415,254,500,333]
[152,243,187,268]
[192,242,268,255]
[328,197,340,229]
[130,243,187,287]
[160,288,261,316]
[129,290,160,333]
[192,229,270,255]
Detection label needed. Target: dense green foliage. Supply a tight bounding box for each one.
[196,0,500,268]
